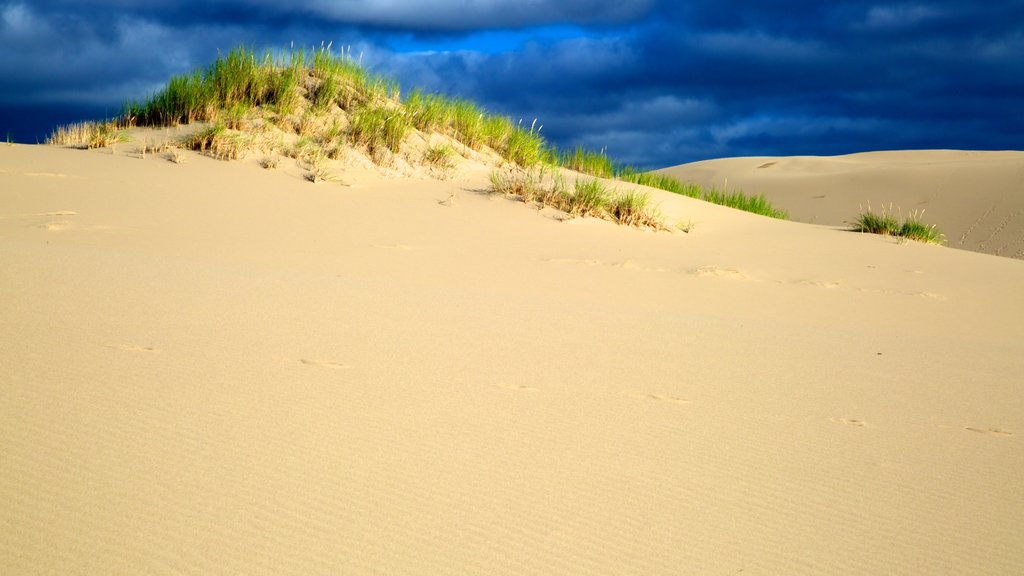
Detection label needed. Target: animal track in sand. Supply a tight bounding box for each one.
[636,393,691,405]
[495,383,538,392]
[831,417,867,427]
[299,358,350,370]
[856,287,947,301]
[24,172,72,178]
[791,279,841,289]
[690,265,748,280]
[373,243,418,250]
[964,427,1013,437]
[544,258,671,272]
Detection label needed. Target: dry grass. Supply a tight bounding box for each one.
[182,124,252,160]
[46,121,128,149]
[422,143,457,178]
[489,167,666,230]
[167,148,185,164]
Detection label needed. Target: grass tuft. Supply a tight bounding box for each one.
[567,178,612,218]
[182,124,251,160]
[854,204,944,244]
[608,190,663,229]
[46,120,128,148]
[349,104,409,155]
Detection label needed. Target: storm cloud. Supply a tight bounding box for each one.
[2,0,1021,167]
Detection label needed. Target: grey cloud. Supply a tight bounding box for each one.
[2,0,1023,166]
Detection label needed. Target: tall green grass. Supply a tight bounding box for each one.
[853,205,943,244]
[55,43,788,220]
[542,149,788,219]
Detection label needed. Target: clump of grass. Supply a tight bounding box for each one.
[167,148,185,163]
[349,104,409,155]
[490,165,549,202]
[183,124,251,160]
[899,213,944,244]
[405,89,449,131]
[608,190,663,229]
[558,146,616,178]
[853,204,944,244]
[487,168,666,230]
[422,143,457,178]
[567,178,612,218]
[260,156,280,169]
[46,120,128,149]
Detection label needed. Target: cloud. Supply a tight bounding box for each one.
[1,0,1022,165]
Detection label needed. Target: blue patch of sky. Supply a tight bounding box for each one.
[385,24,590,54]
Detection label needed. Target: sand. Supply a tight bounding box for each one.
[2,142,1023,575]
[659,150,1024,260]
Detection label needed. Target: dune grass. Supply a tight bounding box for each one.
[46,43,786,221]
[45,120,129,148]
[853,204,944,244]
[529,146,788,219]
[489,166,666,229]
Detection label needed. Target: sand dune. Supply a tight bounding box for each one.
[659,150,1024,259]
[3,142,1023,575]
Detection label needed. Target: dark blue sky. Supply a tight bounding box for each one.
[2,1,1022,167]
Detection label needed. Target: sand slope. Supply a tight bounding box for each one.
[3,143,1023,575]
[659,150,1024,259]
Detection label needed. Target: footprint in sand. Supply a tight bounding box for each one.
[637,393,691,405]
[831,417,867,427]
[299,358,350,370]
[964,427,1013,437]
[105,343,159,353]
[544,257,603,266]
[24,172,71,178]
[690,265,747,280]
[495,383,538,392]
[373,244,417,251]
[792,279,841,289]
[614,260,671,273]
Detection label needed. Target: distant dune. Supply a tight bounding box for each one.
[659,150,1024,259]
[3,139,1024,575]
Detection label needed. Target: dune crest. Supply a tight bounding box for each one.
[660,150,1024,259]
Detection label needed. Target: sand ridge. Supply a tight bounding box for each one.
[659,150,1024,259]
[2,143,1024,575]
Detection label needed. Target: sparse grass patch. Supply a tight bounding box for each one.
[608,190,663,229]
[423,143,457,178]
[46,121,128,149]
[489,165,550,204]
[182,124,251,160]
[260,155,280,169]
[554,161,788,220]
[853,204,943,244]
[167,148,185,163]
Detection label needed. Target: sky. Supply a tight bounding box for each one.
[1,1,1022,168]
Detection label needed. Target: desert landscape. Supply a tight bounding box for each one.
[2,49,1023,575]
